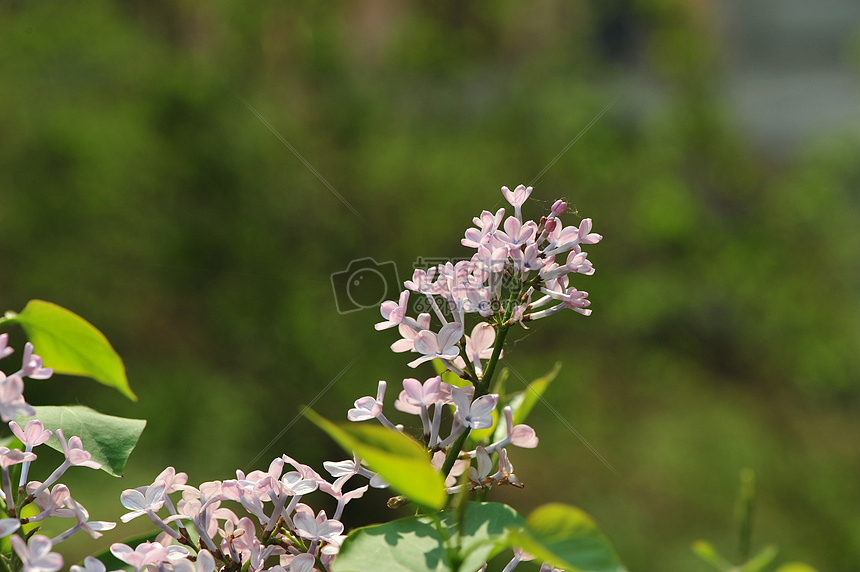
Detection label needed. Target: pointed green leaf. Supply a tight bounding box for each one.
[333,502,524,572]
[774,564,819,572]
[691,540,733,572]
[511,362,560,426]
[24,406,146,477]
[508,503,626,572]
[305,409,446,510]
[3,300,135,400]
[739,545,778,572]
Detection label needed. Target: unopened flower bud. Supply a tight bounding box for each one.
[550,199,567,216]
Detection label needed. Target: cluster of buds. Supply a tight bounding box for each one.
[0,334,113,572]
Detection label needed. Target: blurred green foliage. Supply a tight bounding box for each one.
[1,0,858,570]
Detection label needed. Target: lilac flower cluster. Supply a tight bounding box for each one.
[0,334,113,572]
[93,455,372,572]
[367,185,600,478]
[348,377,538,494]
[378,184,601,377]
[347,186,601,571]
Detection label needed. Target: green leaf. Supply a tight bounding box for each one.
[691,540,733,572]
[3,300,135,400]
[432,359,470,388]
[739,545,778,572]
[24,406,146,477]
[305,409,446,510]
[774,563,820,572]
[508,503,626,572]
[511,362,560,427]
[333,502,524,572]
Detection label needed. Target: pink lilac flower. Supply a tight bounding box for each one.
[51,499,116,542]
[57,429,101,469]
[461,208,506,248]
[171,550,215,572]
[408,322,463,368]
[289,553,319,572]
[27,429,100,500]
[486,407,539,454]
[120,483,165,522]
[109,542,170,572]
[347,381,386,421]
[25,483,75,521]
[453,322,498,376]
[10,419,53,449]
[375,291,411,331]
[451,388,497,430]
[0,446,37,511]
[120,483,179,539]
[324,457,388,489]
[393,376,442,413]
[491,448,523,488]
[20,343,53,379]
[11,534,63,572]
[0,373,35,421]
[0,517,21,537]
[501,184,533,221]
[502,547,537,572]
[347,381,397,430]
[0,334,13,359]
[8,420,48,487]
[468,447,494,492]
[0,446,37,467]
[497,217,538,248]
[390,312,431,353]
[293,510,344,544]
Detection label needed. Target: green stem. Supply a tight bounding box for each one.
[439,292,516,483]
[737,468,755,564]
[476,324,509,396]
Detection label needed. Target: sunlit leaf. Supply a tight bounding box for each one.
[739,545,778,572]
[508,503,626,572]
[774,563,820,572]
[2,300,135,400]
[691,540,733,572]
[511,361,560,426]
[23,406,146,477]
[332,502,523,572]
[305,409,446,510]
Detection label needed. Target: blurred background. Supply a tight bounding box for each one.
[1,0,859,570]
